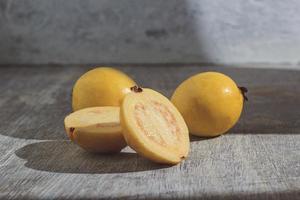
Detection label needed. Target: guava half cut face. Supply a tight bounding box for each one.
[64,106,126,153]
[65,107,122,134]
[121,88,190,164]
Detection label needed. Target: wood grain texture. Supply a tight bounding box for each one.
[0,65,299,199]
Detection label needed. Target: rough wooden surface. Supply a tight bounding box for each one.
[0,65,299,200]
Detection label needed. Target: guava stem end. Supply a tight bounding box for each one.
[239,86,248,101]
[130,85,143,93]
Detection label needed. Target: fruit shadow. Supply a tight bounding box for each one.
[189,135,220,142]
[15,140,171,174]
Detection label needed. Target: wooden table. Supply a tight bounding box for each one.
[0,65,299,199]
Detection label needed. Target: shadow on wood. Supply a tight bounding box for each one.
[15,140,171,174]
[189,135,220,142]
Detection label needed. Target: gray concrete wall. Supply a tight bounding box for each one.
[0,0,300,65]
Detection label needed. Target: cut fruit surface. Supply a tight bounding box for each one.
[64,107,126,153]
[120,87,190,164]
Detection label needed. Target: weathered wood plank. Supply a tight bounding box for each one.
[0,65,299,199]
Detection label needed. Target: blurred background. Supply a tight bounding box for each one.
[1,0,300,66]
